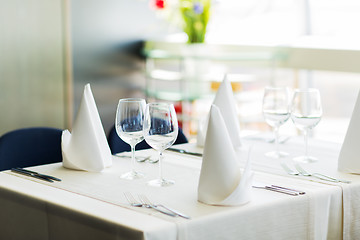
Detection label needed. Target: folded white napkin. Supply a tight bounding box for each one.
[338,89,360,173]
[62,84,112,172]
[198,104,253,206]
[197,75,242,148]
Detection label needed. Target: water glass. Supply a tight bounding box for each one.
[262,86,290,158]
[143,102,178,187]
[115,98,146,179]
[291,88,322,163]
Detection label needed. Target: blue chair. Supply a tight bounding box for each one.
[107,125,188,154]
[0,127,63,171]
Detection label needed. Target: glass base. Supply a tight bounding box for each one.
[120,170,144,180]
[147,178,174,187]
[265,150,289,159]
[293,155,318,163]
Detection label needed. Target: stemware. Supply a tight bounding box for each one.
[143,102,178,187]
[115,98,146,179]
[290,88,322,163]
[262,86,290,158]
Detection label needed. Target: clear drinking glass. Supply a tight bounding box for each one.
[262,86,290,158]
[143,102,178,187]
[290,88,322,163]
[115,98,146,179]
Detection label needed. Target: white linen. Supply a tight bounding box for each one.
[62,83,112,172]
[1,138,358,240]
[197,75,242,148]
[198,105,252,206]
[338,89,360,173]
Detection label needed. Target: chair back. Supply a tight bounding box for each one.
[107,125,188,154]
[0,127,63,171]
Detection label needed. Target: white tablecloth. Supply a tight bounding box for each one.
[0,137,358,240]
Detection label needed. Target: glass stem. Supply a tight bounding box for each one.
[131,144,136,173]
[304,129,309,159]
[158,151,163,181]
[274,126,279,153]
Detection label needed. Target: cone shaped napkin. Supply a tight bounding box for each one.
[62,84,112,172]
[198,105,252,206]
[197,75,242,148]
[338,89,360,173]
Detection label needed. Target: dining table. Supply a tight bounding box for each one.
[0,135,359,240]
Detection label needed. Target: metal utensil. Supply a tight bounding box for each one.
[252,182,305,196]
[167,148,203,157]
[11,168,54,182]
[13,168,61,181]
[294,164,351,183]
[139,194,190,219]
[124,192,176,217]
[280,163,300,176]
[138,194,177,217]
[115,155,158,163]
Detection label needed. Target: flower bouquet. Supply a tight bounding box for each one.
[150,0,211,44]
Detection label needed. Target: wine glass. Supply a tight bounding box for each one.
[143,102,178,187]
[290,88,322,163]
[262,86,290,158]
[115,98,146,179]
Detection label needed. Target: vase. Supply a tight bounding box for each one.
[181,43,210,101]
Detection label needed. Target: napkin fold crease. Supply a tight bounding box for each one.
[62,84,112,172]
[338,89,360,173]
[198,105,252,206]
[197,75,242,149]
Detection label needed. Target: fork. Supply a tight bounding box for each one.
[280,162,300,176]
[139,194,191,219]
[294,164,351,183]
[137,194,177,217]
[124,192,143,207]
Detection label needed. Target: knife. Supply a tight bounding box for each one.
[252,182,305,196]
[13,168,62,181]
[11,168,54,182]
[167,148,203,157]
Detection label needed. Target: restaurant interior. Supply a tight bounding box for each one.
[1,0,360,239]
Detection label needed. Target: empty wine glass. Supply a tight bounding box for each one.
[262,86,290,158]
[290,88,322,163]
[143,102,178,187]
[115,98,146,179]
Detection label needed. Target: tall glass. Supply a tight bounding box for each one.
[115,98,146,179]
[290,88,322,163]
[262,86,290,158]
[143,102,178,187]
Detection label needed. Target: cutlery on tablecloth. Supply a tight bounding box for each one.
[13,168,61,181]
[167,147,203,157]
[10,168,60,183]
[252,182,305,196]
[114,154,159,163]
[138,194,191,219]
[124,192,177,217]
[294,164,351,184]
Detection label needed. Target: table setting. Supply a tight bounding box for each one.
[1,78,360,240]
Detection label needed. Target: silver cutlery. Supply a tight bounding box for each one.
[138,194,177,217]
[252,182,305,196]
[280,162,300,176]
[124,192,176,217]
[294,164,351,184]
[11,168,57,182]
[13,167,62,181]
[138,194,191,219]
[115,154,159,163]
[167,148,203,157]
